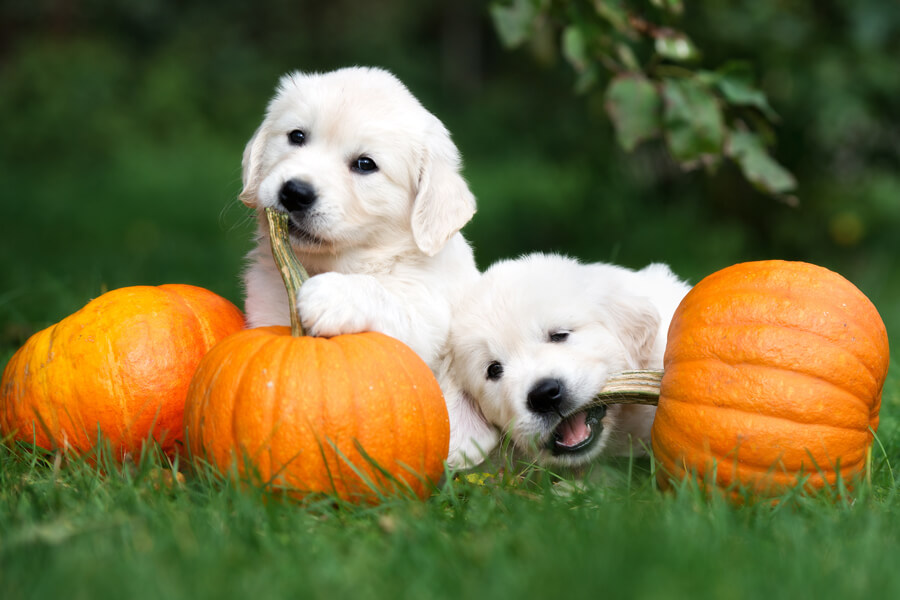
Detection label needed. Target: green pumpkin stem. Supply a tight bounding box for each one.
[592,369,662,406]
[266,207,310,337]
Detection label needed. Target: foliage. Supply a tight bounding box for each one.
[490,0,797,199]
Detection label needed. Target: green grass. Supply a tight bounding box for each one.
[2,409,900,600]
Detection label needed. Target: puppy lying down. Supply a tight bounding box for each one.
[447,253,691,469]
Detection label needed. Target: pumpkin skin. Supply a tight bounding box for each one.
[0,285,245,459]
[183,328,450,503]
[651,260,889,496]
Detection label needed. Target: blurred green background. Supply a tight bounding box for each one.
[2,0,899,358]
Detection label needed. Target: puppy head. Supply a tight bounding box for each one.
[449,253,661,468]
[241,67,475,257]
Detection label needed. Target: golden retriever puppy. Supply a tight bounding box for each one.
[446,253,691,469]
[240,67,479,372]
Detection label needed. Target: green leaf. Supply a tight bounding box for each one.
[562,25,589,72]
[655,31,700,63]
[605,75,662,152]
[711,62,779,121]
[490,0,540,49]
[593,0,629,34]
[661,77,725,162]
[616,42,641,72]
[727,130,797,195]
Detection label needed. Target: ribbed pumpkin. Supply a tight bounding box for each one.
[0,285,245,459]
[650,260,889,496]
[183,209,450,503]
[183,328,449,502]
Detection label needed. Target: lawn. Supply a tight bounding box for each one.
[2,127,900,600]
[2,402,899,600]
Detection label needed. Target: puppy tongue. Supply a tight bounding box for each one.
[556,411,591,448]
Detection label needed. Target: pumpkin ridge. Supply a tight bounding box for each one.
[676,276,888,371]
[662,356,874,419]
[671,312,884,374]
[315,336,346,497]
[659,389,871,434]
[654,423,868,481]
[391,333,448,485]
[260,335,295,488]
[41,323,67,448]
[340,337,368,495]
[346,333,400,497]
[160,285,217,350]
[667,322,883,398]
[655,396,872,474]
[26,329,59,450]
[185,331,248,459]
[301,340,338,495]
[391,338,430,480]
[652,405,869,477]
[339,335,386,496]
[377,335,409,489]
[230,334,277,468]
[380,333,433,492]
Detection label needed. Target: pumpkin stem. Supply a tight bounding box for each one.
[592,369,662,406]
[266,207,310,337]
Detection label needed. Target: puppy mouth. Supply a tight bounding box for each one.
[549,404,607,456]
[286,217,329,247]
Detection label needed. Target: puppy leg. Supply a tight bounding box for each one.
[298,272,404,335]
[445,389,501,469]
[298,272,446,367]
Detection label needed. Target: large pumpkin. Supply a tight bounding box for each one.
[183,328,449,502]
[650,260,889,496]
[1,284,245,458]
[183,209,450,503]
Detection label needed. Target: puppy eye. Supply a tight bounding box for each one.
[288,130,307,146]
[549,331,570,343]
[351,156,378,174]
[486,361,504,381]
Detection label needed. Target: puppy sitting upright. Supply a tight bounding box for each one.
[447,253,691,469]
[240,67,479,370]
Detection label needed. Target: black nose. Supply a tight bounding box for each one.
[279,179,317,213]
[527,378,565,414]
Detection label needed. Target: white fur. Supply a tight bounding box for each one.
[446,253,691,469]
[241,67,479,372]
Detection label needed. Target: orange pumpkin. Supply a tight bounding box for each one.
[183,209,449,503]
[651,260,889,496]
[0,284,245,459]
[183,328,449,502]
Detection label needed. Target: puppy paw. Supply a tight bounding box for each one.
[297,272,399,337]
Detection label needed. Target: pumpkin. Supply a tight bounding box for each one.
[1,284,245,459]
[649,260,889,496]
[183,209,449,503]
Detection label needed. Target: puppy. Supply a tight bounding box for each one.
[447,253,691,469]
[240,67,479,371]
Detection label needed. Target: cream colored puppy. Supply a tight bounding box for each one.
[240,67,479,371]
[447,253,691,469]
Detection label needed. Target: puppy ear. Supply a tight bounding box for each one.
[411,125,476,256]
[605,295,661,369]
[239,125,266,208]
